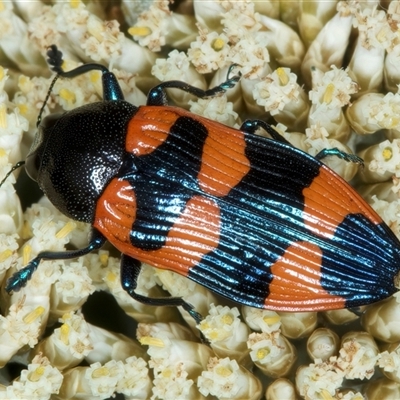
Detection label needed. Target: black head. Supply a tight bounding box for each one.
[26,101,137,222]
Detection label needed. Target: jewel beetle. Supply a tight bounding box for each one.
[5,45,400,323]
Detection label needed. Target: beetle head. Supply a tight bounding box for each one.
[25,101,136,223]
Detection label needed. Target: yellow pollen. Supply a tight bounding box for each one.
[0,249,12,262]
[200,321,210,330]
[29,366,45,382]
[70,0,81,8]
[323,83,335,104]
[387,117,400,129]
[221,314,233,325]
[99,253,109,265]
[90,71,101,84]
[106,271,117,282]
[23,245,32,265]
[18,75,30,91]
[59,88,76,104]
[62,312,72,321]
[0,104,7,129]
[212,38,225,51]
[19,75,28,84]
[382,147,393,161]
[128,26,152,37]
[0,66,4,81]
[320,389,334,400]
[23,306,45,324]
[208,331,219,340]
[276,68,289,85]
[139,336,165,347]
[263,315,281,325]
[60,324,70,344]
[17,103,28,116]
[162,369,172,378]
[0,1,5,12]
[0,147,6,157]
[376,28,386,43]
[92,366,109,378]
[257,348,270,360]
[216,366,232,377]
[56,221,76,239]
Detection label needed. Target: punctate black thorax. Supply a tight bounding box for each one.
[28,101,137,222]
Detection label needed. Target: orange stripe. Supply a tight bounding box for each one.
[125,105,250,196]
[198,123,250,197]
[265,241,346,311]
[94,180,221,276]
[93,178,137,244]
[125,107,180,156]
[302,165,382,239]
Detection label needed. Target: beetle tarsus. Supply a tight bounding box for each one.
[217,64,242,91]
[6,230,106,293]
[315,148,364,165]
[6,260,39,293]
[185,307,203,325]
[240,119,291,144]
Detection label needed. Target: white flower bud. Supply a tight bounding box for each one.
[199,304,250,366]
[198,357,262,400]
[301,8,352,87]
[361,296,400,342]
[277,311,317,340]
[307,328,340,361]
[266,378,296,400]
[248,332,297,377]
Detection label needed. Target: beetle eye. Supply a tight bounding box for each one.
[25,113,63,182]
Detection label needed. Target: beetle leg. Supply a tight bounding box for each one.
[242,120,365,167]
[6,229,106,293]
[240,119,291,144]
[315,148,364,165]
[147,66,241,106]
[120,254,203,324]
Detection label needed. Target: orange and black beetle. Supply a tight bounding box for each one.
[5,45,400,322]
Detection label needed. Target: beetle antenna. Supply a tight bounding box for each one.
[0,160,25,188]
[47,44,110,77]
[36,73,60,128]
[46,45,124,101]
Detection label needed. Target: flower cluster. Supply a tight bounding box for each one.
[1,0,400,398]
